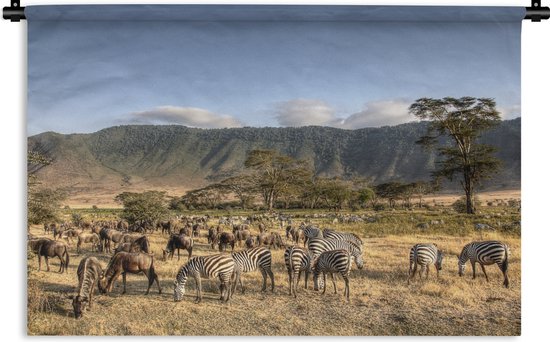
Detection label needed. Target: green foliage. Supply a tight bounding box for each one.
[410,97,503,214]
[452,196,482,214]
[27,189,67,225]
[115,191,168,225]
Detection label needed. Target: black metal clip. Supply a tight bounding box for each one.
[3,0,25,22]
[525,0,550,21]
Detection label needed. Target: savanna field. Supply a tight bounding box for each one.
[27,206,521,336]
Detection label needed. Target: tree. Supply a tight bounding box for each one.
[115,191,168,225]
[375,182,404,208]
[410,97,501,214]
[244,149,311,210]
[27,151,66,226]
[218,175,256,209]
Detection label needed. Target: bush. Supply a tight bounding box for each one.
[452,196,481,213]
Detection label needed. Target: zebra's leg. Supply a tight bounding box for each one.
[408,261,414,284]
[292,271,298,298]
[268,269,275,292]
[287,270,292,296]
[331,273,337,294]
[322,273,327,295]
[499,261,510,288]
[344,275,350,301]
[480,264,489,282]
[194,275,202,303]
[260,268,267,292]
[410,263,418,283]
[239,271,245,294]
[471,260,477,279]
[425,264,430,279]
[304,270,309,290]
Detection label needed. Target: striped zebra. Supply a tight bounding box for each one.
[301,225,322,246]
[307,237,364,269]
[322,229,363,251]
[312,249,353,301]
[408,243,443,284]
[231,246,274,294]
[458,240,510,288]
[284,246,322,297]
[173,254,235,303]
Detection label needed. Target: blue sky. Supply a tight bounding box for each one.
[27,8,521,135]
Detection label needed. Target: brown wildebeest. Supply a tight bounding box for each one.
[99,252,161,295]
[214,232,236,252]
[91,225,102,235]
[61,229,81,245]
[99,228,125,253]
[162,234,193,261]
[76,232,101,253]
[207,227,217,246]
[122,233,143,244]
[52,225,64,240]
[28,238,70,273]
[114,235,151,254]
[257,232,284,250]
[70,256,103,319]
[245,236,255,249]
[116,220,128,231]
[234,229,251,247]
[179,226,192,237]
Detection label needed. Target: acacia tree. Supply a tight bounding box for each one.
[115,191,168,225]
[244,149,311,210]
[219,175,256,209]
[409,97,501,214]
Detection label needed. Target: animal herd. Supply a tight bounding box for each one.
[28,215,512,319]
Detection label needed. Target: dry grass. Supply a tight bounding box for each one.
[27,212,520,336]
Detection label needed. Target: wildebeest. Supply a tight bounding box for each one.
[114,235,151,254]
[116,220,129,231]
[61,229,81,245]
[245,236,255,249]
[76,232,101,253]
[162,234,193,261]
[122,233,144,244]
[257,232,284,249]
[213,232,236,252]
[99,228,125,253]
[99,252,161,295]
[28,238,70,273]
[207,227,217,245]
[70,256,103,319]
[234,229,251,246]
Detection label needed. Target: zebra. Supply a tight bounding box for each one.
[173,254,235,303]
[231,246,274,294]
[284,246,323,297]
[458,240,510,288]
[312,249,353,301]
[322,229,363,251]
[408,243,443,284]
[307,237,364,269]
[301,225,322,246]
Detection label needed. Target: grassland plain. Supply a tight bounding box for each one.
[27,207,521,336]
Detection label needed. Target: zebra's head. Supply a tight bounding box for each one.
[352,250,364,270]
[435,251,443,271]
[173,267,188,302]
[312,271,325,291]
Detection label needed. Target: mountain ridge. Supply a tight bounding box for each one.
[28,119,521,198]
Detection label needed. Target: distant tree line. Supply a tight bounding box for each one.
[168,149,438,211]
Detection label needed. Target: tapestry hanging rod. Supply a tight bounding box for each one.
[3,0,550,22]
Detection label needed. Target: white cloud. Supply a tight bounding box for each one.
[274,99,340,127]
[497,104,521,119]
[340,99,414,129]
[129,106,242,128]
[274,98,415,129]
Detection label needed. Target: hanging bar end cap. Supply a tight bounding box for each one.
[3,0,25,22]
[526,0,550,21]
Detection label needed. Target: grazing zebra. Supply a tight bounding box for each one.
[231,246,274,293]
[458,240,510,288]
[307,237,364,269]
[71,256,103,319]
[322,229,363,251]
[173,254,235,303]
[408,243,443,284]
[312,249,353,301]
[284,246,321,297]
[301,225,322,246]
